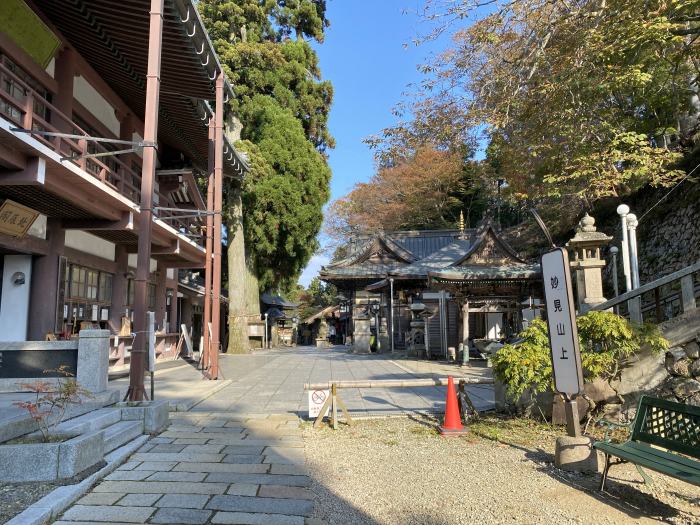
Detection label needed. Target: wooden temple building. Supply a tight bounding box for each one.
[320,220,544,358]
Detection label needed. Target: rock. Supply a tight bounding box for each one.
[671,378,700,400]
[666,357,691,377]
[583,379,619,405]
[690,359,700,378]
[684,341,700,359]
[687,393,700,406]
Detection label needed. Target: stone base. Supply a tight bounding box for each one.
[554,436,600,473]
[117,400,169,433]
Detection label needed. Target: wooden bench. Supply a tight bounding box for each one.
[593,395,700,491]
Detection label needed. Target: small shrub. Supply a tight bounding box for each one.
[492,312,668,406]
[13,365,92,442]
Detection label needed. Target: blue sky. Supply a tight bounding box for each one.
[298,0,448,286]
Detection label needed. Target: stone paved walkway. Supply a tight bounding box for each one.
[55,412,315,525]
[199,346,494,416]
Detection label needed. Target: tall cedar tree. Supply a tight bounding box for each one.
[199,0,333,291]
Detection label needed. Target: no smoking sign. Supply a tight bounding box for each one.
[308,389,330,418]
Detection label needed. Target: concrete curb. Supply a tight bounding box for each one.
[4,435,149,525]
[169,379,233,412]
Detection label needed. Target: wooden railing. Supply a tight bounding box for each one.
[591,261,700,324]
[0,62,205,248]
[0,62,142,202]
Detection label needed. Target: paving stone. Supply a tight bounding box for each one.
[206,495,313,517]
[204,473,311,487]
[117,461,141,471]
[76,492,123,506]
[105,470,155,481]
[167,426,203,433]
[95,481,229,495]
[134,461,177,471]
[238,440,302,448]
[211,512,304,525]
[174,462,268,474]
[137,443,155,453]
[156,494,210,509]
[181,444,225,454]
[150,443,188,453]
[173,438,210,445]
[53,522,143,525]
[146,471,207,482]
[221,445,264,455]
[161,431,206,439]
[150,437,174,444]
[224,422,246,428]
[225,483,260,497]
[61,505,155,523]
[150,507,211,524]
[202,419,228,427]
[130,452,224,462]
[222,454,264,464]
[258,485,314,500]
[117,493,162,506]
[269,464,308,476]
[263,455,305,465]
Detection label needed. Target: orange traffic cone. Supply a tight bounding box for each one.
[439,376,468,437]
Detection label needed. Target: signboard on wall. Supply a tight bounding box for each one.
[0,200,40,238]
[541,248,583,396]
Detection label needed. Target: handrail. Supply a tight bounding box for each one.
[303,377,494,390]
[592,260,700,312]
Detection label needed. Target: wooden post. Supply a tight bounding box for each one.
[331,383,338,430]
[128,0,164,401]
[654,288,663,323]
[680,275,697,313]
[210,74,224,379]
[202,119,214,371]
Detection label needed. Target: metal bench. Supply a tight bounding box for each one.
[594,395,700,491]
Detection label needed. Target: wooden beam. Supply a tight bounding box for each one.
[0,157,46,186]
[152,239,180,256]
[62,211,135,231]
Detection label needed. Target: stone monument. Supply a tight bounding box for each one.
[566,214,613,313]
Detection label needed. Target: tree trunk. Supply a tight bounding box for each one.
[226,183,250,354]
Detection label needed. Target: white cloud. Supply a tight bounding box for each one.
[298,254,330,288]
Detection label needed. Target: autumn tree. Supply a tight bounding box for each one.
[326,146,477,241]
[375,0,699,216]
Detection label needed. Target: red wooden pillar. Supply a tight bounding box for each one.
[202,119,215,371]
[128,0,164,401]
[210,74,224,379]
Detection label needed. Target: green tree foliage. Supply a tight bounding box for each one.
[492,313,668,404]
[292,276,338,320]
[376,0,700,217]
[199,0,333,291]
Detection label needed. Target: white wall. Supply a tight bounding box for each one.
[127,254,157,274]
[73,76,120,136]
[0,255,33,341]
[65,231,115,261]
[486,313,503,340]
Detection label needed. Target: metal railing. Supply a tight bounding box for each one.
[591,260,700,323]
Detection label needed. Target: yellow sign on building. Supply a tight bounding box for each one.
[0,199,39,238]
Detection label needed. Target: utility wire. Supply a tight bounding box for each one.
[638,163,699,223]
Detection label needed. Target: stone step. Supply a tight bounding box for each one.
[0,389,120,443]
[55,408,122,435]
[103,420,144,453]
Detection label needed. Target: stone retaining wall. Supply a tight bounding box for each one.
[653,338,700,405]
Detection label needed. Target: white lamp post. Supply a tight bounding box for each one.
[616,204,632,292]
[627,213,640,289]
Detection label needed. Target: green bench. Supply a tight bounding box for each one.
[594,395,700,491]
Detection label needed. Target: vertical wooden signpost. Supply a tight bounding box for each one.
[541,248,584,437]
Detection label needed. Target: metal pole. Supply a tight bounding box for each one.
[461,300,470,366]
[627,214,640,289]
[128,0,164,401]
[610,247,619,314]
[617,204,632,292]
[304,377,494,390]
[210,74,224,379]
[202,120,214,371]
[264,313,268,349]
[389,278,395,353]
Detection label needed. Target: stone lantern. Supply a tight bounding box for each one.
[566,214,613,313]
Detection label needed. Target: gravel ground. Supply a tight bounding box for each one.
[0,480,57,523]
[303,416,700,525]
[0,461,105,523]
